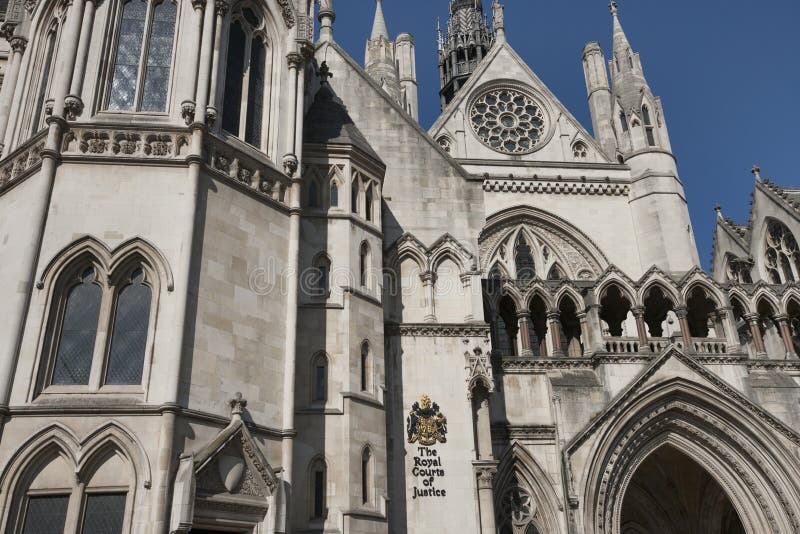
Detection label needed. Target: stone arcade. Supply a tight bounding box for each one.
[0,0,798,532]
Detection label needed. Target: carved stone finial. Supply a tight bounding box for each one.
[317,61,333,85]
[752,165,761,182]
[229,392,247,417]
[609,1,619,16]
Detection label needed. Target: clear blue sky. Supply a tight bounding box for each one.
[330,0,800,270]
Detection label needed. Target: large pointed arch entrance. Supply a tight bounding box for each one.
[570,367,800,534]
[620,445,744,534]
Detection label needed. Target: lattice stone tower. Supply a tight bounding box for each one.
[438,0,494,107]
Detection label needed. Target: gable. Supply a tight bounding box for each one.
[429,42,612,165]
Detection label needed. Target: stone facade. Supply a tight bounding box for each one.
[0,0,798,533]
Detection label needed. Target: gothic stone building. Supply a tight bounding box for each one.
[0,0,798,532]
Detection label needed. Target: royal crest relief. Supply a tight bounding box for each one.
[407,395,448,446]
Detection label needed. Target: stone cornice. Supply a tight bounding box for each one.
[491,423,557,441]
[385,322,491,337]
[482,178,629,196]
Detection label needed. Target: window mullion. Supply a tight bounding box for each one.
[239,32,253,138]
[134,0,156,111]
[89,285,115,390]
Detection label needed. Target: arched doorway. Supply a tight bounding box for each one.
[620,445,745,534]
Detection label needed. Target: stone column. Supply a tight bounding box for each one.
[461,273,477,322]
[548,311,563,357]
[65,0,98,120]
[577,312,589,357]
[474,462,498,534]
[318,0,335,42]
[181,0,206,124]
[675,306,693,350]
[421,271,437,323]
[281,50,307,534]
[718,306,741,353]
[631,306,650,352]
[0,34,27,154]
[193,0,216,125]
[517,311,533,356]
[50,0,86,119]
[583,299,605,353]
[774,314,797,359]
[745,314,767,357]
[206,0,228,128]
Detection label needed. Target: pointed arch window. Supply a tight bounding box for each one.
[44,256,159,393]
[105,268,152,385]
[365,185,374,221]
[361,447,373,505]
[330,180,339,207]
[221,8,273,150]
[312,353,328,403]
[360,341,371,392]
[311,255,331,298]
[359,242,370,288]
[619,111,629,133]
[108,0,177,112]
[310,458,327,519]
[51,267,102,386]
[351,178,360,214]
[31,27,58,134]
[642,105,656,146]
[514,234,535,281]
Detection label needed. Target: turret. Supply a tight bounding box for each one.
[395,32,419,120]
[365,0,400,101]
[610,1,671,155]
[608,2,698,272]
[438,0,495,108]
[582,41,617,160]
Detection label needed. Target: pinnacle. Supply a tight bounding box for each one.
[371,0,389,41]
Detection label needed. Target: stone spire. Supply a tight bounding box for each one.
[371,0,389,41]
[438,0,495,108]
[609,1,671,155]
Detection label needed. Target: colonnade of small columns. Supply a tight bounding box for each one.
[485,280,800,359]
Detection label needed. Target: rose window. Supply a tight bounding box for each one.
[501,487,536,525]
[470,88,547,154]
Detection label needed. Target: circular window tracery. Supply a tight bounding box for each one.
[765,220,800,284]
[470,87,547,154]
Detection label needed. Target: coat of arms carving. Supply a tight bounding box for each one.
[407,395,448,446]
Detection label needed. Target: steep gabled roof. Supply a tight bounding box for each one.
[304,83,383,164]
[428,40,613,163]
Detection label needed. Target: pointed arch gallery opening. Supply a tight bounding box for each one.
[620,445,744,534]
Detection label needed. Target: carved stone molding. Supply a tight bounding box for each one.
[276,0,295,28]
[386,323,491,338]
[0,135,45,190]
[483,178,629,196]
[206,139,292,208]
[61,127,190,160]
[491,423,557,442]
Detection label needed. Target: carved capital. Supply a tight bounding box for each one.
[547,311,561,321]
[282,153,298,177]
[9,35,28,53]
[420,271,437,285]
[286,51,305,70]
[191,0,205,10]
[214,0,228,15]
[63,95,84,121]
[475,465,497,489]
[516,310,531,320]
[674,306,688,320]
[631,306,645,318]
[744,313,760,325]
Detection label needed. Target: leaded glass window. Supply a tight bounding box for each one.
[81,493,126,534]
[141,0,177,111]
[105,269,151,385]
[52,268,102,386]
[31,29,57,135]
[330,181,339,207]
[221,7,272,150]
[221,22,246,135]
[108,0,177,112]
[313,356,327,402]
[21,495,69,534]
